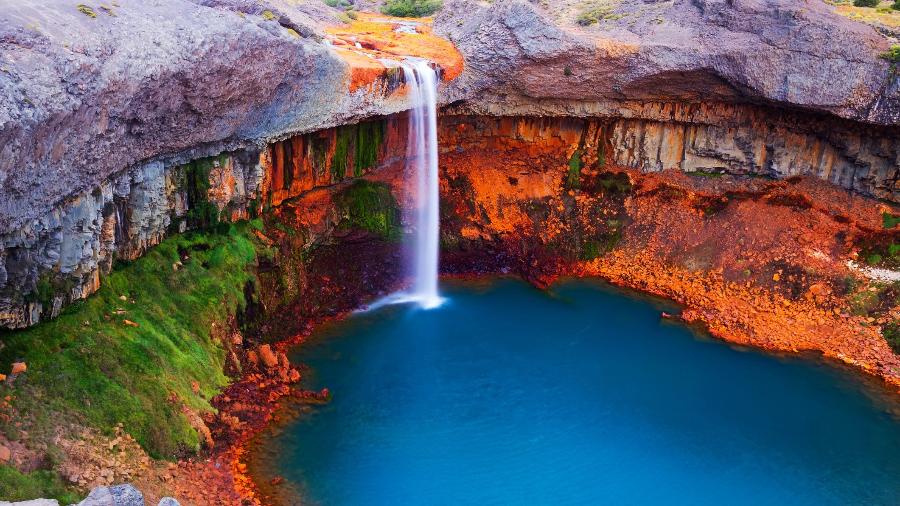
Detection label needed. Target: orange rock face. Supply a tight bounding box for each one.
[437,115,900,392]
[325,13,464,91]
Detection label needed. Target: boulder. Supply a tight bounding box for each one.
[76,484,143,506]
[10,362,26,375]
[156,499,180,506]
[0,443,10,462]
[258,345,279,369]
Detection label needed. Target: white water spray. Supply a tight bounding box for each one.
[364,59,443,311]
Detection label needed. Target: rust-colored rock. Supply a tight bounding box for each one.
[257,345,278,370]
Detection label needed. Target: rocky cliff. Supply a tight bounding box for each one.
[0,0,898,330]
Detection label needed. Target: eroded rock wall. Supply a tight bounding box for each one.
[440,109,900,201]
[0,113,407,329]
[3,106,900,328]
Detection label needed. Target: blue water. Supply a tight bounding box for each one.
[260,279,900,505]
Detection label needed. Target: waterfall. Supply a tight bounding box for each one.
[401,59,442,309]
[364,59,443,312]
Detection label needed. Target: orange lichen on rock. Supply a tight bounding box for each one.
[326,12,464,91]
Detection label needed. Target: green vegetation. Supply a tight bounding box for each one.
[331,121,385,181]
[595,171,632,194]
[861,238,900,269]
[881,44,900,63]
[566,149,583,190]
[883,212,900,229]
[581,222,623,260]
[576,0,622,26]
[0,223,265,461]
[882,321,900,353]
[894,0,900,10]
[381,0,443,17]
[182,155,227,228]
[324,0,354,8]
[853,0,879,6]
[0,466,80,504]
[689,169,725,178]
[76,4,97,18]
[261,9,276,20]
[335,180,401,240]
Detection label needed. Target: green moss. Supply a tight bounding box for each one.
[596,171,632,194]
[331,122,385,181]
[331,127,353,182]
[354,121,385,177]
[336,180,401,240]
[0,223,264,461]
[566,149,583,190]
[882,321,900,354]
[580,220,623,260]
[596,141,606,168]
[183,155,226,228]
[884,212,900,229]
[381,0,443,17]
[76,4,97,18]
[0,466,80,504]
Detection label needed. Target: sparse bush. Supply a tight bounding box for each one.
[382,0,443,17]
[853,0,879,7]
[324,0,354,8]
[76,4,97,18]
[881,45,900,63]
[881,321,900,354]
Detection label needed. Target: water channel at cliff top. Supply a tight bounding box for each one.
[251,278,900,505]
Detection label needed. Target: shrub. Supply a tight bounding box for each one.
[853,0,879,6]
[881,45,900,63]
[76,4,97,17]
[893,0,900,10]
[382,0,443,17]
[882,321,900,354]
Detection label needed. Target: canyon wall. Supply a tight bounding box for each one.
[3,102,900,328]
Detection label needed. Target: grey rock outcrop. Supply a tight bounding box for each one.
[74,484,143,506]
[435,0,900,124]
[155,499,180,506]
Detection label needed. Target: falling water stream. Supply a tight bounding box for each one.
[367,59,443,311]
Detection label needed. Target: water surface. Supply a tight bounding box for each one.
[255,279,900,505]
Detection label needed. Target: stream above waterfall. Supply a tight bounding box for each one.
[248,278,900,506]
